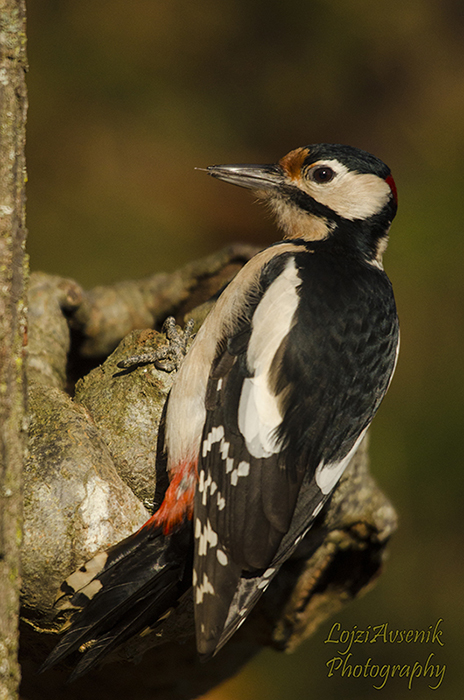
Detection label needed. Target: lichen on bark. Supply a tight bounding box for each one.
[0,2,28,699]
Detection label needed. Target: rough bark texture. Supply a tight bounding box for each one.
[18,245,398,700]
[0,2,28,699]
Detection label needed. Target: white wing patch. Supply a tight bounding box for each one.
[238,258,301,458]
[315,428,367,494]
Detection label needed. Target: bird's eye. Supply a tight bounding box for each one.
[310,166,336,184]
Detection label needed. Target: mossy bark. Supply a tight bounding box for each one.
[0,2,28,699]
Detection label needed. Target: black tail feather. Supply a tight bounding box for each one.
[41,523,193,678]
[67,573,184,681]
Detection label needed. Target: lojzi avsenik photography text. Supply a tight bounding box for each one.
[323,619,446,690]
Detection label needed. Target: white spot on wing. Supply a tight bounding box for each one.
[198,469,224,507]
[219,438,230,460]
[197,519,218,556]
[238,258,301,458]
[258,579,270,590]
[195,518,202,538]
[202,425,225,458]
[216,549,228,566]
[237,461,250,477]
[256,567,276,591]
[195,573,215,603]
[200,472,212,506]
[230,461,250,486]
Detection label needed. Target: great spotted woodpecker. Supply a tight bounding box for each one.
[42,144,399,680]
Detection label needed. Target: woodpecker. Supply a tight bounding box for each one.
[42,144,399,680]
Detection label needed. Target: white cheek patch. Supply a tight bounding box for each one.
[302,161,391,221]
[238,258,301,458]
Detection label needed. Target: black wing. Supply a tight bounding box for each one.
[192,250,399,657]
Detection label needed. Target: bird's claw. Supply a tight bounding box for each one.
[117,317,195,372]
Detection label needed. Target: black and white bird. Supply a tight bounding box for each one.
[42,143,399,680]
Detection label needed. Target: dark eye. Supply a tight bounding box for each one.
[310,166,335,184]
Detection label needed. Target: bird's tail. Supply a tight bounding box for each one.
[40,521,193,681]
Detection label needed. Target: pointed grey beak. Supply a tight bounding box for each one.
[203,163,285,192]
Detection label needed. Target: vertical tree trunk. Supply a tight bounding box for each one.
[0,1,28,699]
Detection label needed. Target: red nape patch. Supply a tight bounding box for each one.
[141,461,198,535]
[385,174,398,205]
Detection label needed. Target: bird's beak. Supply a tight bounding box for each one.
[203,163,285,192]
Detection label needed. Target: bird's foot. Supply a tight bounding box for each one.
[117,317,195,373]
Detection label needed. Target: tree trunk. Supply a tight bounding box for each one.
[0,1,28,698]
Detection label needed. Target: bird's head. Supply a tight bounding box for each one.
[205,144,398,266]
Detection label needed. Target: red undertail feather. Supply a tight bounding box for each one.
[142,460,198,535]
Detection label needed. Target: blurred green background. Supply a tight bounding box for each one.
[26,1,463,698]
